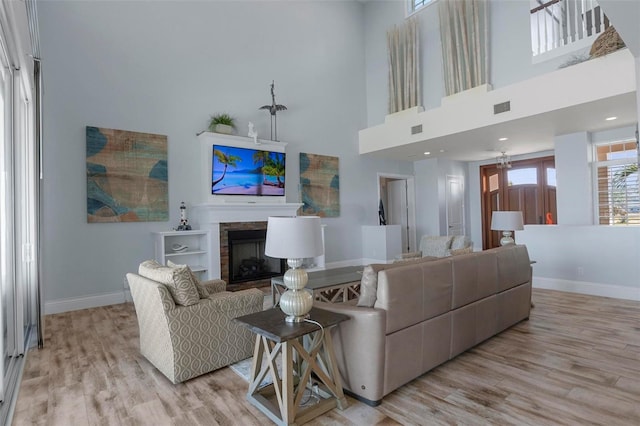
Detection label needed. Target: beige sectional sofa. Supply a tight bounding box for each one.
[315,244,532,406]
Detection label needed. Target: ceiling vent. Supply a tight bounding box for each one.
[411,124,423,135]
[493,101,511,114]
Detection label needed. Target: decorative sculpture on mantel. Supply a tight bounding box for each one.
[259,80,287,141]
[177,201,192,231]
[248,121,259,145]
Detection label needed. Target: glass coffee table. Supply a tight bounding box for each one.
[270,265,363,306]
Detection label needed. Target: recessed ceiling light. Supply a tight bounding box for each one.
[439,149,446,153]
[606,116,617,121]
[424,151,431,155]
[499,137,508,141]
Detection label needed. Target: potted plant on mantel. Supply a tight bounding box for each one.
[208,113,236,135]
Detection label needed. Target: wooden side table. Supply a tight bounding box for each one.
[234,307,349,426]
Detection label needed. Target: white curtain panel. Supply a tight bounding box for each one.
[387,17,421,114]
[439,0,489,96]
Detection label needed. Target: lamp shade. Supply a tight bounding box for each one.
[491,211,524,231]
[264,216,324,259]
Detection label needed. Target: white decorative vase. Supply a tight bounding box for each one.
[214,124,234,134]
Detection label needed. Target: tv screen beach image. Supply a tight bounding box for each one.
[212,145,285,196]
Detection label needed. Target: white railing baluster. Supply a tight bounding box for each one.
[563,0,570,46]
[531,0,606,58]
[598,4,605,33]
[573,0,579,42]
[536,12,542,55]
[580,0,587,40]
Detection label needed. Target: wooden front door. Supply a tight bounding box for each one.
[481,156,557,249]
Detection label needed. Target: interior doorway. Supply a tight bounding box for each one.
[446,175,465,236]
[378,174,416,253]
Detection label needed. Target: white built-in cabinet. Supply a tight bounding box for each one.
[153,230,212,280]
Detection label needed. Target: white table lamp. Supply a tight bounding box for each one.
[265,216,324,323]
[491,211,524,246]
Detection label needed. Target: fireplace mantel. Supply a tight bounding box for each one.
[193,202,302,225]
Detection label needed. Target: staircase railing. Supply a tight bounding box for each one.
[531,0,609,57]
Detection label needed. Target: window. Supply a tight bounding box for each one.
[594,140,639,225]
[507,168,538,186]
[409,0,435,15]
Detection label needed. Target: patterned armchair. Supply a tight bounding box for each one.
[127,272,264,384]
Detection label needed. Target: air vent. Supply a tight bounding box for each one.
[493,101,511,114]
[411,124,423,135]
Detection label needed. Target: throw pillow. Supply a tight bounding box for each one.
[138,260,200,306]
[420,236,454,257]
[356,264,383,308]
[451,235,470,250]
[166,260,209,298]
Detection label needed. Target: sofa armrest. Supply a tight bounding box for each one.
[200,279,226,294]
[314,301,387,405]
[205,288,264,313]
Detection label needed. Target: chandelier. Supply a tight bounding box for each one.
[496,151,512,169]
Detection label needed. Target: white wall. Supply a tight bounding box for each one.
[555,132,593,225]
[39,1,413,312]
[519,125,639,299]
[413,157,469,241]
[413,157,440,238]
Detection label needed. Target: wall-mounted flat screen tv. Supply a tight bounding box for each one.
[212,144,286,196]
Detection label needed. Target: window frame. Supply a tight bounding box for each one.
[592,138,640,226]
[406,0,438,17]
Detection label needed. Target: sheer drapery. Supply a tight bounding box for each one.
[439,0,489,96]
[387,18,420,114]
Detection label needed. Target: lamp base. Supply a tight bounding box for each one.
[285,313,310,323]
[280,260,313,323]
[500,231,515,246]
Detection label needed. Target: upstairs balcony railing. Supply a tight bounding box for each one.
[531,0,609,59]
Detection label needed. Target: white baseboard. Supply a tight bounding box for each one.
[533,277,640,301]
[45,291,127,315]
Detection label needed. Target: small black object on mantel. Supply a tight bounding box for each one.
[177,201,192,231]
[259,80,287,141]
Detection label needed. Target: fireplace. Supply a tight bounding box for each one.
[218,221,288,290]
[228,229,284,285]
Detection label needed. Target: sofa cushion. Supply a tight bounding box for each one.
[419,236,454,257]
[167,260,210,298]
[377,258,453,334]
[357,257,439,308]
[139,260,200,306]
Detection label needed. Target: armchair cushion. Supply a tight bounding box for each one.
[139,260,199,306]
[167,260,209,298]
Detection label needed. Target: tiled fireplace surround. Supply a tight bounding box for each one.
[193,202,302,290]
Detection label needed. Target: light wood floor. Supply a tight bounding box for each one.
[12,289,640,425]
